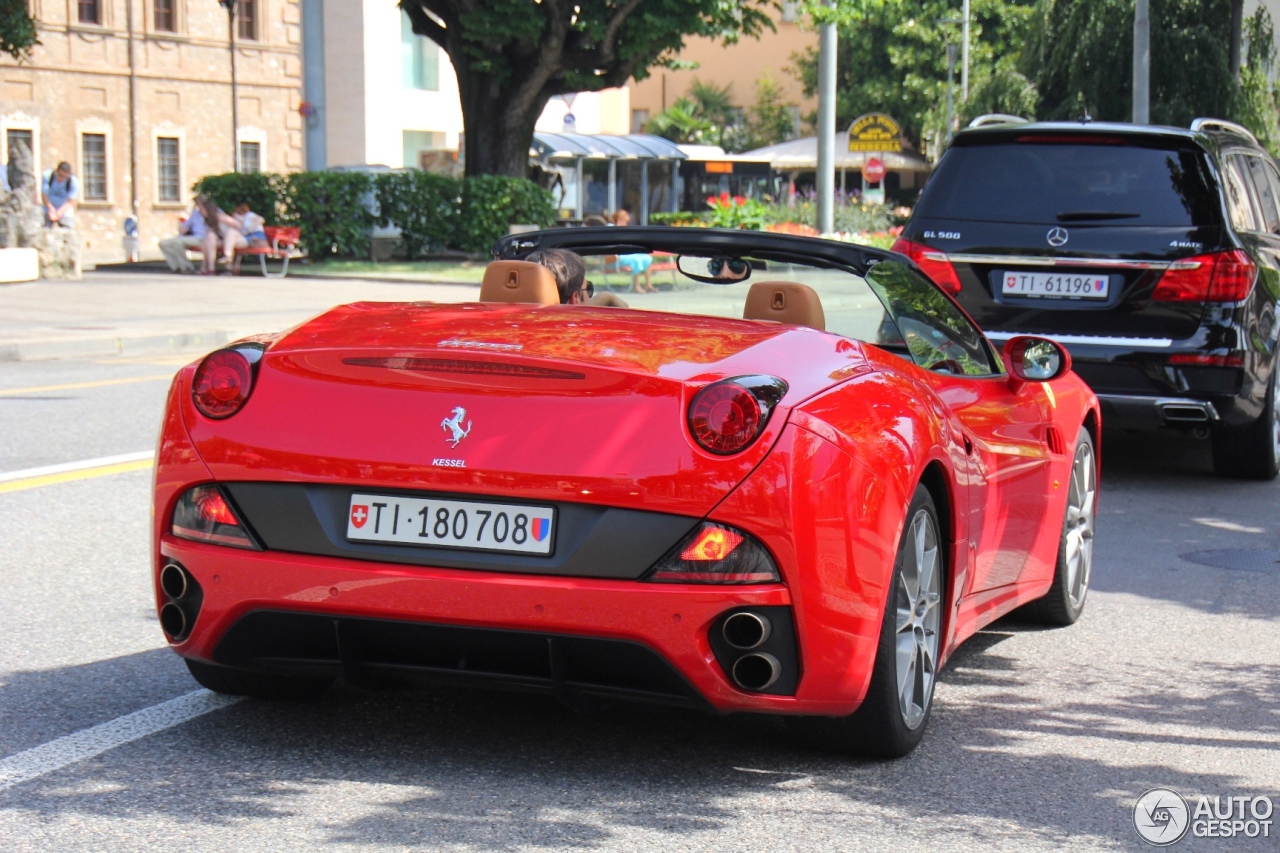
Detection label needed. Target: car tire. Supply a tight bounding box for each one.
[184,658,333,700]
[1021,426,1097,626]
[1211,367,1280,481]
[787,485,943,758]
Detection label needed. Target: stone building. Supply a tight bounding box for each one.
[1,0,303,261]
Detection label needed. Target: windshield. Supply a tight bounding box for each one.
[572,251,998,376]
[917,141,1220,226]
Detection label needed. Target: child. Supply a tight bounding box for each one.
[234,203,269,248]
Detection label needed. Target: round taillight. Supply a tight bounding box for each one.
[689,381,763,454]
[193,349,254,418]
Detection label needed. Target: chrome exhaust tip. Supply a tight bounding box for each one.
[732,653,782,692]
[160,563,189,600]
[159,602,188,640]
[722,611,772,650]
[1157,398,1219,423]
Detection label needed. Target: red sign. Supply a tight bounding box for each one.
[863,157,886,183]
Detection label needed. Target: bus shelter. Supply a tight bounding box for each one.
[529,133,687,224]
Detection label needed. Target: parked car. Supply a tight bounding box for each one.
[153,227,1099,758]
[895,118,1280,479]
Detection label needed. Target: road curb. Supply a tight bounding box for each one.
[0,330,234,363]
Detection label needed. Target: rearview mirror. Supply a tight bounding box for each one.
[677,255,752,283]
[1002,336,1071,382]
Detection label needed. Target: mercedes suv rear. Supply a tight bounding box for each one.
[896,118,1280,479]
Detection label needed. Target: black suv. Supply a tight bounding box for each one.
[895,118,1280,479]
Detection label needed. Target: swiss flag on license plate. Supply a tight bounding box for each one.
[351,504,369,528]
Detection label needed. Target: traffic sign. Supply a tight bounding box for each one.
[863,157,886,183]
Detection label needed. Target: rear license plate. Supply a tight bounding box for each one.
[1001,271,1110,299]
[347,493,555,555]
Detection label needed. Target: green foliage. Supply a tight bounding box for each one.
[192,173,282,225]
[765,195,896,234]
[1234,8,1280,156]
[646,97,716,144]
[373,171,461,259]
[689,78,737,129]
[0,0,38,60]
[958,69,1040,127]
[794,0,1037,147]
[743,74,798,150]
[277,172,376,258]
[1023,0,1235,126]
[456,175,556,254]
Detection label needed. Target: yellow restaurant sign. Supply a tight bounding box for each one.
[847,113,902,153]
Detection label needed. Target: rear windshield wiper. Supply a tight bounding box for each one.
[1056,211,1141,221]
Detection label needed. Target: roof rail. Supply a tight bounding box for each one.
[1190,117,1258,143]
[967,114,1030,128]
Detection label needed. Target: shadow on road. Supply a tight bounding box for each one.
[2,639,1276,848]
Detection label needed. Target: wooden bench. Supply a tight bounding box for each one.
[190,226,301,278]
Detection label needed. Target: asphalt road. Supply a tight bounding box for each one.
[0,355,1277,852]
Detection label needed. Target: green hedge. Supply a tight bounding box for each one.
[192,171,554,258]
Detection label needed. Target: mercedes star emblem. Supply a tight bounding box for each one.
[1046,227,1069,247]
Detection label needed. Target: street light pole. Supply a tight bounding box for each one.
[961,0,970,100]
[946,43,956,145]
[1132,0,1150,124]
[219,0,239,172]
[816,0,837,235]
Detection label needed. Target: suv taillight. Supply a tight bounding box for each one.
[1152,250,1256,302]
[891,238,963,294]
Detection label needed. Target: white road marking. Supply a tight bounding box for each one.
[0,690,243,791]
[0,451,154,483]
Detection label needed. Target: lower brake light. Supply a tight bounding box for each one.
[644,522,780,584]
[171,485,260,549]
[1169,354,1244,367]
[891,237,963,294]
[1153,250,1256,302]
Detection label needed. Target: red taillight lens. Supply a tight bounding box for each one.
[891,238,963,293]
[171,485,259,549]
[644,522,780,584]
[690,382,761,454]
[192,346,261,418]
[1152,250,1256,302]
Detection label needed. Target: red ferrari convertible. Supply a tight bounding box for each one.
[153,227,1099,757]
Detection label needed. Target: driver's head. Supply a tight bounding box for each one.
[527,248,587,304]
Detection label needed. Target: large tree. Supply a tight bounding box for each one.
[400,0,775,178]
[0,0,38,59]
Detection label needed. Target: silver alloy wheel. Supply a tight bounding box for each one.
[1064,438,1097,610]
[894,508,941,730]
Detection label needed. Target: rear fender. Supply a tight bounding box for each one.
[153,365,215,604]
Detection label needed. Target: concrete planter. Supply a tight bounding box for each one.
[0,247,39,283]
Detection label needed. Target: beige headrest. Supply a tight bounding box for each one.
[743,281,826,331]
[480,260,561,305]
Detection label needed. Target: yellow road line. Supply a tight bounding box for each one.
[0,459,154,494]
[0,374,173,396]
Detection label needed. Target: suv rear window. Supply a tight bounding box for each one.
[917,140,1220,227]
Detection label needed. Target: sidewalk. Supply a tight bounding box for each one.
[0,271,479,362]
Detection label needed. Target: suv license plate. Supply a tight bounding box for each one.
[1002,272,1110,299]
[347,493,555,555]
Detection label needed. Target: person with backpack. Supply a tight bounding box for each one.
[41,162,80,228]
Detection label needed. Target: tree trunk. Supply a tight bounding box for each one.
[457,72,552,179]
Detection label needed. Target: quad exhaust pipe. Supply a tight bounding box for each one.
[159,562,198,642]
[731,653,782,691]
[159,602,188,638]
[722,611,772,650]
[160,562,190,600]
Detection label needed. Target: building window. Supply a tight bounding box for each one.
[154,0,176,32]
[78,0,102,24]
[401,10,439,90]
[157,137,181,202]
[237,0,257,40]
[239,141,261,174]
[80,133,107,200]
[631,110,650,134]
[6,128,33,162]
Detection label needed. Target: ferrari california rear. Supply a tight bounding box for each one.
[153,228,1100,757]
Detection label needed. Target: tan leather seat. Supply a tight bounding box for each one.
[480,260,561,305]
[743,281,825,331]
